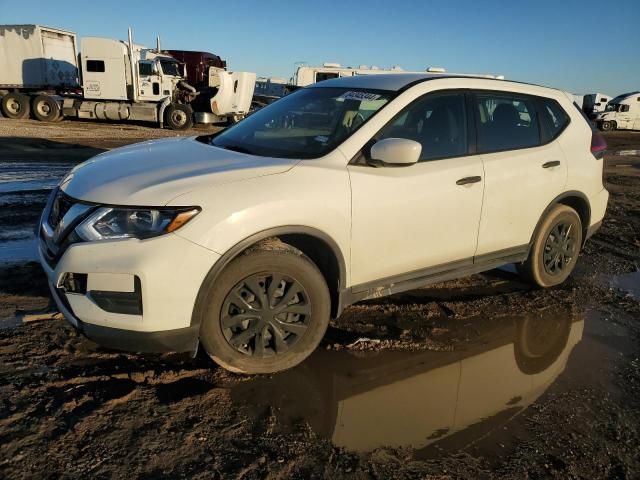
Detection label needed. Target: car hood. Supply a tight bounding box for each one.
[61,137,298,205]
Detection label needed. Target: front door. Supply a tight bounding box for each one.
[348,92,484,287]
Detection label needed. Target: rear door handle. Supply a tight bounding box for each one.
[456,176,482,186]
[542,160,561,168]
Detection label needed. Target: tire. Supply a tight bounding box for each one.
[165,103,193,130]
[514,312,571,374]
[1,92,30,119]
[32,95,61,122]
[600,121,614,131]
[519,204,583,288]
[198,245,331,374]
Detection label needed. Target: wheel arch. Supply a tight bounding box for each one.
[527,191,591,256]
[191,226,347,327]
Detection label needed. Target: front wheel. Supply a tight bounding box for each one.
[518,204,583,288]
[198,245,330,374]
[600,120,615,131]
[165,103,193,130]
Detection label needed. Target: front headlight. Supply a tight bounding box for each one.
[75,207,200,241]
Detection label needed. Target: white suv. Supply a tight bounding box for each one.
[39,74,609,373]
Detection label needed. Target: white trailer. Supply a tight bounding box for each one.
[0,24,78,89]
[595,92,640,131]
[291,63,504,87]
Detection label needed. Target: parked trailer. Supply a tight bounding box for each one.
[291,63,504,87]
[0,25,78,120]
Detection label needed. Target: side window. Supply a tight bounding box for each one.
[376,93,468,161]
[138,62,153,76]
[315,72,339,83]
[475,94,540,153]
[621,105,630,112]
[538,97,570,142]
[86,60,105,73]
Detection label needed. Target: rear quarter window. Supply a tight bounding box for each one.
[537,98,570,143]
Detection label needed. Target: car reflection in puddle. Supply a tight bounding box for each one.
[232,309,583,454]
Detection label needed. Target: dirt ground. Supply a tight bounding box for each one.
[0,118,639,479]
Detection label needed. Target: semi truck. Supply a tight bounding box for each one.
[595,92,640,131]
[582,92,612,118]
[0,25,255,129]
[167,49,255,125]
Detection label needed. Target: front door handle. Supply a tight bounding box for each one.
[456,176,482,186]
[542,160,561,168]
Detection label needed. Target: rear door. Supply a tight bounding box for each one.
[473,92,568,258]
[348,91,484,286]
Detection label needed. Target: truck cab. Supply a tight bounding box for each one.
[80,38,185,103]
[596,92,640,131]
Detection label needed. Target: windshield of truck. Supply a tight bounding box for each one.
[160,59,181,77]
[210,87,393,159]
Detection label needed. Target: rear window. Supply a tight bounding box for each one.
[475,94,540,153]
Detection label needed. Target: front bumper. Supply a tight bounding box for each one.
[39,230,221,353]
[50,283,199,352]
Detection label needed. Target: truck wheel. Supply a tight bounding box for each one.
[198,244,331,374]
[600,121,614,131]
[518,204,583,288]
[1,93,30,119]
[165,104,193,130]
[32,95,61,122]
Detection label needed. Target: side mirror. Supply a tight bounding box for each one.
[369,138,421,167]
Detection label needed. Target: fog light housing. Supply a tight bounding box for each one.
[90,276,143,316]
[60,273,88,294]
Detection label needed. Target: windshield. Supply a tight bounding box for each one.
[606,103,623,112]
[211,87,393,159]
[160,59,181,77]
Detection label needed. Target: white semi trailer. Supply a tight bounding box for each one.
[0,25,256,129]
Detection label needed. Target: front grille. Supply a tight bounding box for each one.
[48,189,75,229]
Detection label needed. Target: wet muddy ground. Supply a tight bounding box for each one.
[0,119,639,479]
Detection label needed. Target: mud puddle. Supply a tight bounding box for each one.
[609,271,640,298]
[230,308,631,458]
[0,161,72,194]
[0,238,38,265]
[614,149,640,156]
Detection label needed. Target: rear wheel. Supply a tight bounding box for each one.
[198,245,331,374]
[1,93,30,119]
[32,95,61,122]
[165,103,193,130]
[518,204,583,288]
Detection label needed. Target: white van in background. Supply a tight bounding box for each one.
[595,92,640,131]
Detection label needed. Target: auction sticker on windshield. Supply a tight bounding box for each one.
[337,91,382,102]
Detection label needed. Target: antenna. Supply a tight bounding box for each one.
[156,35,161,53]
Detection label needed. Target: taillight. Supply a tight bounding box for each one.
[591,130,607,159]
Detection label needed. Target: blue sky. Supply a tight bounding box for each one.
[2,0,639,95]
